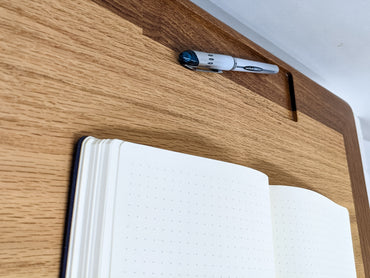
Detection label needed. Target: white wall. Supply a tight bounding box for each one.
[191,0,370,202]
[357,117,370,193]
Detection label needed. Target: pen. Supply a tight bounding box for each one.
[178,50,279,74]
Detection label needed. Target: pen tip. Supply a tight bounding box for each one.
[178,50,199,67]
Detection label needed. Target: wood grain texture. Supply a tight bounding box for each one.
[0,0,368,277]
[96,0,370,275]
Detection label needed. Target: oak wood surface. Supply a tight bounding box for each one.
[0,0,369,277]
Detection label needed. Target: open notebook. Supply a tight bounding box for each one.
[61,136,357,278]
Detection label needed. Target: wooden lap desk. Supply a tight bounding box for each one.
[0,0,369,277]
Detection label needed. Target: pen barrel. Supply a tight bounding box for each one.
[193,51,235,71]
[233,58,279,74]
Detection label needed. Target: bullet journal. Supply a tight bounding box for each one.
[61,136,357,278]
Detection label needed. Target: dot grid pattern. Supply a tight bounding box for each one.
[109,142,276,278]
[270,185,357,278]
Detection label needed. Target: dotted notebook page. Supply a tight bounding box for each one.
[110,142,276,278]
[269,185,357,278]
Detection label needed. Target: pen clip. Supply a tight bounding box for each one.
[183,64,223,73]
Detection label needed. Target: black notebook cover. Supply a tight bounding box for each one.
[60,136,87,278]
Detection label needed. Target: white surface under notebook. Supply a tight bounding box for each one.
[64,136,357,278]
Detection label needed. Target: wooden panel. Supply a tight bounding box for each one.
[0,0,368,277]
[97,0,370,275]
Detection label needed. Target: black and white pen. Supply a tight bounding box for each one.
[178,50,279,74]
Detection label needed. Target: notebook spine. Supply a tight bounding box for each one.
[59,136,87,278]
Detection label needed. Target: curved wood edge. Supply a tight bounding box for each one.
[94,0,370,275]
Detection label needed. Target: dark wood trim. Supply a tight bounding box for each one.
[94,0,370,275]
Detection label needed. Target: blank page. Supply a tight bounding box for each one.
[270,185,356,278]
[109,142,276,278]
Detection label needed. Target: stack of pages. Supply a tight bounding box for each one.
[62,136,357,278]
